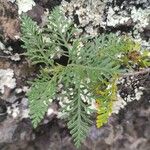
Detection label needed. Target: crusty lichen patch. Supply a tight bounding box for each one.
[16,0,35,15]
[0,69,16,94]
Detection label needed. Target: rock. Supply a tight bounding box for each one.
[16,0,36,15]
[0,69,16,94]
[12,119,33,142]
[0,101,7,122]
[0,0,20,40]
[27,4,45,24]
[0,118,18,143]
[0,0,149,150]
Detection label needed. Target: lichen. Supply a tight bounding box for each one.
[61,0,107,35]
[0,69,16,94]
[16,0,35,15]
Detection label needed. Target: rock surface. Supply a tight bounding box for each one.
[0,0,150,150]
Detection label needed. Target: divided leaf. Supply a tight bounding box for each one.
[21,6,149,148]
[27,74,56,128]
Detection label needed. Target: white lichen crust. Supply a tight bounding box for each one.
[7,98,29,119]
[0,69,16,94]
[16,0,35,15]
[61,0,150,49]
[112,76,145,114]
[61,0,107,36]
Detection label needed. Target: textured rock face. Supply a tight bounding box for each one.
[0,0,149,150]
[61,0,107,36]
[0,0,20,40]
[0,118,34,150]
[0,118,18,143]
[61,0,150,49]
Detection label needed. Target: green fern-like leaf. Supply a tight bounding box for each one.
[60,69,94,148]
[95,77,118,128]
[21,6,149,148]
[21,15,54,66]
[27,73,57,128]
[21,8,122,147]
[67,89,92,148]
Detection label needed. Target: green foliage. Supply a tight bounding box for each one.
[27,72,57,128]
[66,83,93,147]
[95,77,118,128]
[21,7,150,148]
[21,15,55,66]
